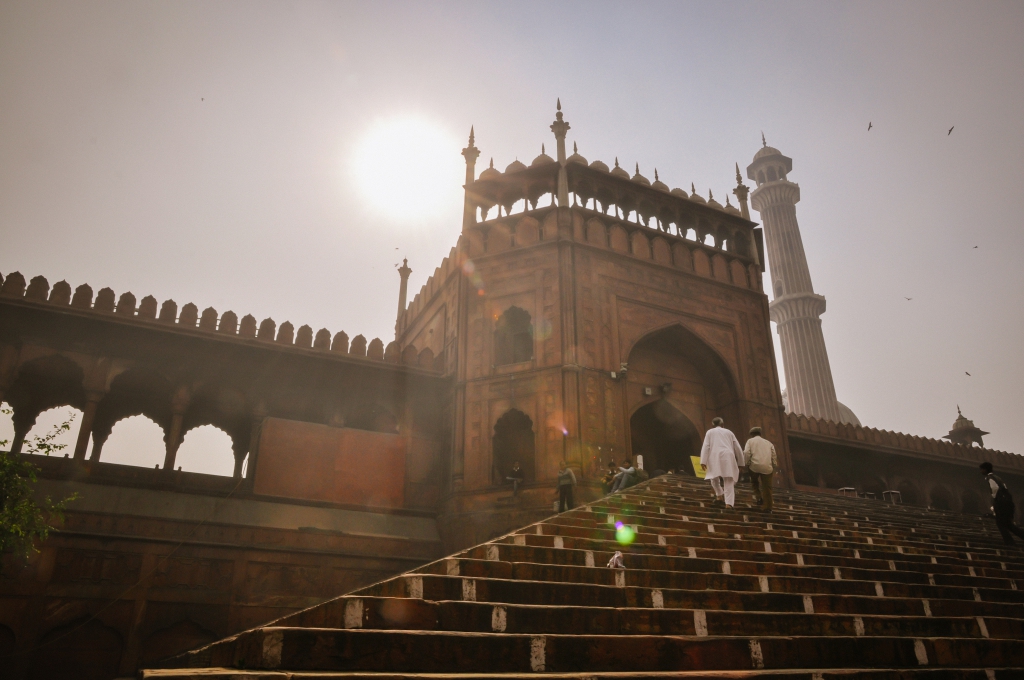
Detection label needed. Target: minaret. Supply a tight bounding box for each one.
[549,99,570,207]
[395,258,412,337]
[747,141,842,423]
[461,127,480,231]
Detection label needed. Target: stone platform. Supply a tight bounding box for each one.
[144,473,1024,678]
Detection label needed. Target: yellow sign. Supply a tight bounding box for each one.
[690,456,706,479]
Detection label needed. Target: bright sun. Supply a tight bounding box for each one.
[350,116,464,223]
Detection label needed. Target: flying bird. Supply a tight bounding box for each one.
[948,126,954,135]
[965,372,971,376]
[867,122,872,131]
[973,245,978,249]
[904,297,912,301]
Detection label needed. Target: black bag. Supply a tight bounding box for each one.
[989,474,1015,515]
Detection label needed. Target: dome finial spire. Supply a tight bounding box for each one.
[761,131,767,148]
[735,162,743,185]
[615,157,620,168]
[655,168,659,181]
[573,141,578,153]
[469,125,475,146]
[557,98,561,111]
[691,182,696,194]
[542,143,546,154]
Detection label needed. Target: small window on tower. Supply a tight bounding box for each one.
[494,306,533,365]
[767,167,778,182]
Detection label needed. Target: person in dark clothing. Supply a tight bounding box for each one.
[506,461,525,496]
[980,462,1024,546]
[556,460,577,512]
[601,460,618,494]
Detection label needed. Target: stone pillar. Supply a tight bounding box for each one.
[748,146,842,423]
[10,408,35,455]
[162,411,184,472]
[395,259,412,337]
[73,392,103,461]
[550,100,571,207]
[244,408,266,482]
[461,127,480,232]
[162,387,189,473]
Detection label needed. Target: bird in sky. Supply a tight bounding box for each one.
[867,122,872,131]
[965,372,972,377]
[973,245,978,249]
[948,126,954,135]
[904,297,912,301]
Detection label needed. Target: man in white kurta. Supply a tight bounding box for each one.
[699,417,745,508]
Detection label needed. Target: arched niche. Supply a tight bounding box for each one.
[492,409,535,486]
[629,399,700,476]
[494,306,533,366]
[98,415,166,468]
[4,354,85,452]
[91,367,173,460]
[175,425,236,476]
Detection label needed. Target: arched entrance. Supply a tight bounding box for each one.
[492,409,534,485]
[625,324,740,476]
[630,399,700,475]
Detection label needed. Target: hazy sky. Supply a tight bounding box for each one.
[2,0,1022,469]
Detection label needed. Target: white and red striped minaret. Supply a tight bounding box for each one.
[747,139,843,423]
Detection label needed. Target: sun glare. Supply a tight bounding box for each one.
[350,116,463,223]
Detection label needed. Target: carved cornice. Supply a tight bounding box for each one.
[750,181,800,211]
[768,292,826,325]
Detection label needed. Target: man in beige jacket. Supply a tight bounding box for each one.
[743,427,778,512]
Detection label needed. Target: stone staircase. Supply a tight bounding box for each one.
[144,472,1024,678]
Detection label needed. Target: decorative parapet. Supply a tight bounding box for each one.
[0,271,441,373]
[786,412,1023,472]
[399,245,460,334]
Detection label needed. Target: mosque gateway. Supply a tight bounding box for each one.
[0,104,1020,677]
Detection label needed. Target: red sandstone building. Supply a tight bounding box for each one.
[0,105,1020,678]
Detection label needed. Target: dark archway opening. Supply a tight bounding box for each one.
[493,409,534,485]
[494,307,533,365]
[629,400,700,476]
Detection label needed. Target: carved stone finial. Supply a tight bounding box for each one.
[489,158,494,169]
[615,157,620,168]
[655,168,659,181]
[468,125,475,146]
[557,98,561,111]
[736,162,743,184]
[635,162,639,174]
[542,143,546,155]
[573,142,578,153]
[691,182,696,194]
[709,189,714,201]
[761,131,767,148]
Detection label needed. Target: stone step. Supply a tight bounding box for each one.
[151,628,1024,673]
[268,595,1017,640]
[141,668,1022,679]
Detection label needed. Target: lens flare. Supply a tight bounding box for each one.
[614,521,636,545]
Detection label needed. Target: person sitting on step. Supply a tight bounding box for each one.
[610,459,637,493]
[601,460,618,494]
[506,461,525,496]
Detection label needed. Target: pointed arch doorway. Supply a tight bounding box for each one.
[492,409,535,485]
[629,399,701,476]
